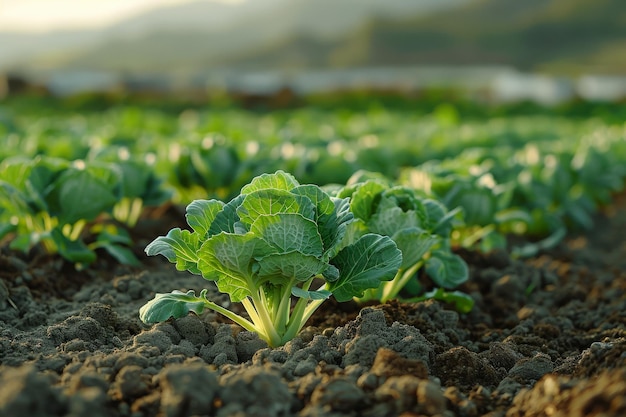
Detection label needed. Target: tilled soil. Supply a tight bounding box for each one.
[0,196,625,417]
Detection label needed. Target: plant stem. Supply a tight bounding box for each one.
[298,283,329,328]
[201,298,258,334]
[380,260,423,303]
[461,224,495,248]
[274,279,295,336]
[249,288,282,347]
[282,278,317,343]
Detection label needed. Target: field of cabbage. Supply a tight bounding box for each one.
[0,96,625,417]
[2,97,625,263]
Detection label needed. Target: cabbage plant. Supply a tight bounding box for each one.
[335,172,472,311]
[140,171,402,347]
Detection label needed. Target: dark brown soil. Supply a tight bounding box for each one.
[0,194,624,417]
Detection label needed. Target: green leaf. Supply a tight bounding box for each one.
[291,287,332,300]
[322,264,340,281]
[349,180,387,221]
[0,156,34,189]
[49,228,97,264]
[0,181,30,216]
[186,199,225,238]
[424,250,469,289]
[84,161,123,196]
[328,233,402,302]
[494,208,532,225]
[116,161,150,198]
[0,222,15,240]
[318,197,354,258]
[479,231,508,253]
[197,232,267,302]
[98,243,141,266]
[512,226,567,258]
[449,187,497,226]
[565,203,593,230]
[48,169,118,224]
[291,184,335,219]
[250,213,323,256]
[431,206,462,236]
[292,185,346,255]
[29,159,64,197]
[209,194,244,234]
[238,189,315,226]
[240,170,299,194]
[392,228,438,269]
[139,289,208,323]
[256,251,328,282]
[422,199,449,232]
[9,233,33,252]
[368,206,419,237]
[93,224,133,245]
[378,186,424,214]
[145,228,201,274]
[189,146,240,189]
[417,288,474,314]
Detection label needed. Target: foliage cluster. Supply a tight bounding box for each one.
[141,171,402,347]
[0,155,169,267]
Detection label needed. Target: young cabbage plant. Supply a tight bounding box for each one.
[87,147,172,227]
[111,160,172,227]
[0,156,140,267]
[140,171,402,347]
[335,172,472,312]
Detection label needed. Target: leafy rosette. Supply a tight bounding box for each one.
[335,171,472,312]
[141,170,402,347]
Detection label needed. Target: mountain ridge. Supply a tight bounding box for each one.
[2,0,624,75]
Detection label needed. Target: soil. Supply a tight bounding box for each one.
[0,195,625,417]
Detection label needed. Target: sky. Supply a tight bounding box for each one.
[0,0,242,32]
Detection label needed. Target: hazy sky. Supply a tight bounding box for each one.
[0,0,242,32]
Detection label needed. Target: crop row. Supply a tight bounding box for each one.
[0,100,624,319]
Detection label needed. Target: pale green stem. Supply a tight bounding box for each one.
[113,198,128,225]
[270,285,282,322]
[241,298,262,328]
[380,260,424,303]
[202,298,259,334]
[114,197,144,227]
[36,213,58,253]
[42,212,56,232]
[274,278,296,336]
[128,198,144,227]
[462,224,496,248]
[282,279,314,342]
[297,284,328,327]
[249,288,282,347]
[68,219,87,241]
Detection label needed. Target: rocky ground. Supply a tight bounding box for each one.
[0,194,624,417]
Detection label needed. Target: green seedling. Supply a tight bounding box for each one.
[334,172,473,312]
[140,171,402,347]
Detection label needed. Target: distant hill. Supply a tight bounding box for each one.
[349,0,626,74]
[2,0,624,75]
[221,0,626,74]
[57,0,467,73]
